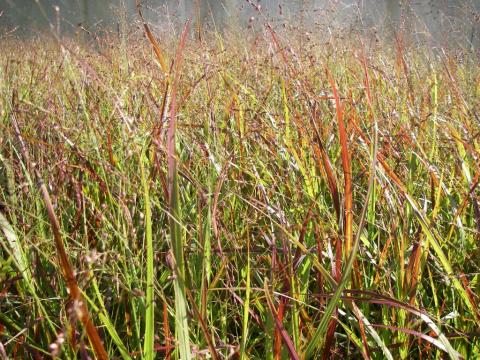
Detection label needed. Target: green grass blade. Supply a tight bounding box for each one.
[240,235,251,360]
[140,147,155,360]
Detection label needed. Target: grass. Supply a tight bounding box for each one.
[0,16,479,359]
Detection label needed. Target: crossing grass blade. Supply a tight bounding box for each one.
[37,171,109,360]
[264,279,300,360]
[305,119,378,359]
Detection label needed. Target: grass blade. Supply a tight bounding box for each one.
[305,119,378,359]
[140,146,155,360]
[135,0,168,74]
[240,235,251,360]
[168,20,192,360]
[264,279,300,360]
[36,171,109,360]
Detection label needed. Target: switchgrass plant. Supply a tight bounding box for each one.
[0,20,479,359]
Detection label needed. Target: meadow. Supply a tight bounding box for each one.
[0,14,479,359]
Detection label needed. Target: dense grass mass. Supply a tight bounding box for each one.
[0,23,479,359]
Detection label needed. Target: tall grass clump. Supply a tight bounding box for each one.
[0,13,479,360]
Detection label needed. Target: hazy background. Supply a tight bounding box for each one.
[1,0,479,48]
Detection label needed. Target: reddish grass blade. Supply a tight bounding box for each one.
[459,274,480,322]
[321,316,339,360]
[405,232,423,301]
[274,299,286,360]
[168,19,190,182]
[184,286,220,360]
[312,142,341,220]
[163,300,172,360]
[264,280,300,360]
[327,69,353,259]
[351,301,372,360]
[370,324,462,357]
[310,103,341,220]
[37,172,108,360]
[373,235,393,285]
[135,0,168,73]
[318,69,355,358]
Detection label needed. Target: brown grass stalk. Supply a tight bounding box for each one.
[36,171,108,360]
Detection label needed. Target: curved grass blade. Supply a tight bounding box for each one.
[36,171,109,360]
[81,285,132,360]
[264,279,300,360]
[305,120,379,359]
